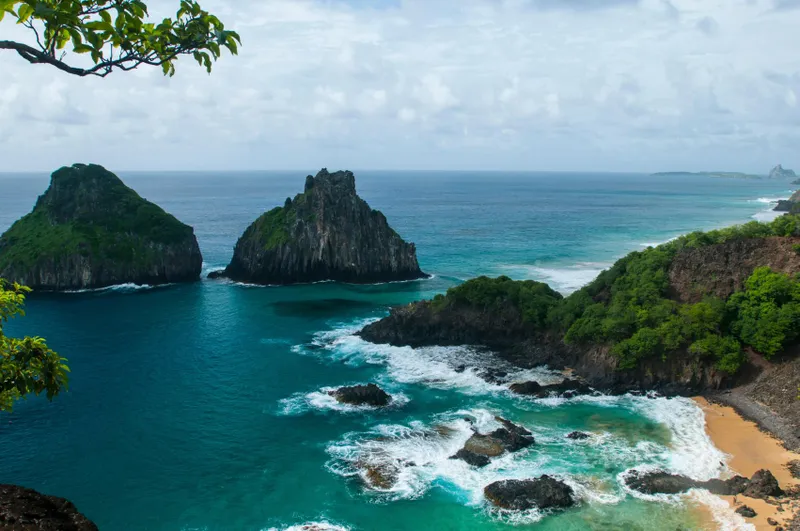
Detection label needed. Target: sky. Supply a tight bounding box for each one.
[0,0,799,173]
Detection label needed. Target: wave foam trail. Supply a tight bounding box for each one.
[279,386,410,415]
[267,522,351,531]
[500,263,607,294]
[294,319,564,395]
[64,282,158,293]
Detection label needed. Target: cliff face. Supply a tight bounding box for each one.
[0,164,202,291]
[220,169,426,285]
[0,484,98,530]
[668,236,800,302]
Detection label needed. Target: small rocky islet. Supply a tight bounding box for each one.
[0,164,202,291]
[211,168,427,285]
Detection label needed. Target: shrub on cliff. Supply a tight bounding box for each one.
[0,281,69,412]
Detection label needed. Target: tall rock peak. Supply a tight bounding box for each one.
[0,164,203,291]
[215,168,427,285]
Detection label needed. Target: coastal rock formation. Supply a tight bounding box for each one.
[566,431,591,440]
[624,469,783,499]
[0,164,202,291]
[774,190,800,212]
[484,477,574,511]
[329,384,391,407]
[770,165,797,180]
[668,236,800,302]
[735,505,757,518]
[0,484,98,530]
[509,379,594,398]
[451,417,534,467]
[215,169,426,285]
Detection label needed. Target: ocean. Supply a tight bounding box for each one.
[0,170,792,530]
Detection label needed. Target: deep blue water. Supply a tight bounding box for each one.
[0,171,793,530]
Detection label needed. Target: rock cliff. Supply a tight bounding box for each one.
[0,164,202,291]
[0,484,98,530]
[775,189,800,212]
[216,169,426,285]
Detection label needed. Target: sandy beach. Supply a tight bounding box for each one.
[695,397,800,530]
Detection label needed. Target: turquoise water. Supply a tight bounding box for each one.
[0,171,793,530]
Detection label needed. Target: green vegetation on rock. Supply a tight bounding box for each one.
[431,215,800,374]
[249,205,296,251]
[0,280,69,412]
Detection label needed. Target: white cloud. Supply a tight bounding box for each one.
[0,0,798,172]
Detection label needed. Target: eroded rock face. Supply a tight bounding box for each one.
[509,379,593,399]
[484,476,574,511]
[0,164,202,291]
[329,384,392,407]
[218,169,426,285]
[0,484,98,531]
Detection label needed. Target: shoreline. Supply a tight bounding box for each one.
[694,397,800,530]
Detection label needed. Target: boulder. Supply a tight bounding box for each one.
[461,434,506,458]
[450,449,491,468]
[0,484,98,531]
[743,469,783,499]
[216,169,427,285]
[510,379,592,399]
[484,476,574,511]
[735,505,757,518]
[451,418,534,466]
[329,384,391,407]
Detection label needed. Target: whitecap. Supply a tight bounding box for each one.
[498,263,608,294]
[62,282,163,294]
[294,319,564,395]
[279,386,410,416]
[266,522,351,531]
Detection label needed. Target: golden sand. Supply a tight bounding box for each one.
[694,397,800,530]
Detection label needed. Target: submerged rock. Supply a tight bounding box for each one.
[0,484,98,530]
[215,168,427,285]
[361,463,399,490]
[329,384,391,407]
[484,476,574,511]
[566,431,591,440]
[0,164,202,291]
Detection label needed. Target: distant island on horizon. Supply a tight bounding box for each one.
[652,164,796,180]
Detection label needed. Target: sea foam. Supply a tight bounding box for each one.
[279,386,410,416]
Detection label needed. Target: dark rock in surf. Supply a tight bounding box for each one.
[0,484,98,530]
[623,469,784,497]
[214,168,427,285]
[566,431,591,440]
[450,449,491,468]
[510,379,593,399]
[484,476,574,511]
[329,384,391,407]
[451,417,534,466]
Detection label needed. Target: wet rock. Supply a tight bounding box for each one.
[787,460,800,480]
[329,384,391,407]
[490,417,535,452]
[735,505,757,518]
[207,270,226,279]
[0,484,98,530]
[744,469,784,499]
[480,368,509,384]
[450,449,491,468]
[484,476,574,511]
[362,463,399,490]
[509,379,592,399]
[624,470,750,496]
[462,434,506,457]
[567,431,591,440]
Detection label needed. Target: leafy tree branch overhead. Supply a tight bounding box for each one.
[0,0,241,77]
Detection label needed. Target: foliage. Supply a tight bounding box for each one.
[727,267,800,358]
[0,0,240,77]
[248,206,296,251]
[432,275,563,329]
[0,164,192,273]
[0,280,69,412]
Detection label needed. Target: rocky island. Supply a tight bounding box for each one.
[769,164,797,180]
[213,169,427,285]
[0,164,202,291]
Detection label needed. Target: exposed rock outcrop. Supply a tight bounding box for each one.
[769,165,797,180]
[0,484,98,530]
[509,379,594,398]
[774,190,800,212]
[624,469,783,499]
[736,505,757,518]
[566,431,591,440]
[451,417,534,467]
[329,384,391,407]
[215,169,426,285]
[0,164,202,291]
[484,476,574,511]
